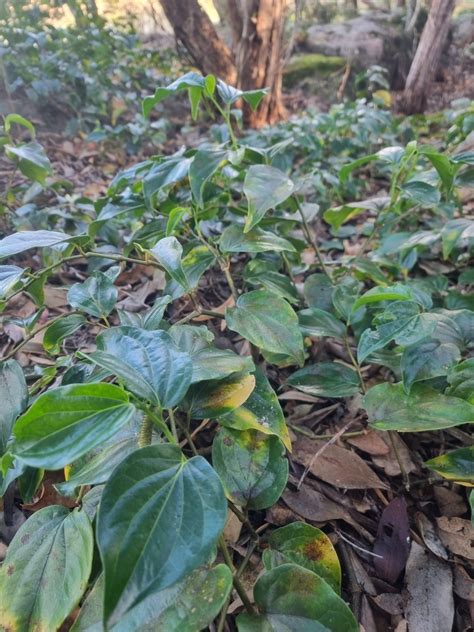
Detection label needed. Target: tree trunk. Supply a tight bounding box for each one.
[401,0,455,114]
[160,0,237,84]
[160,0,287,127]
[232,0,287,127]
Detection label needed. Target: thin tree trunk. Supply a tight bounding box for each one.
[402,0,454,114]
[233,0,287,126]
[160,0,237,84]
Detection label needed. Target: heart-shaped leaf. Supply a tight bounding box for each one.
[212,427,288,509]
[87,326,193,408]
[11,383,136,469]
[298,308,346,338]
[68,272,118,318]
[364,382,474,431]
[243,165,294,232]
[219,368,291,451]
[220,225,296,253]
[0,359,28,455]
[97,443,227,625]
[189,149,227,207]
[262,522,341,593]
[446,358,474,403]
[236,564,358,632]
[43,313,86,354]
[71,564,232,632]
[150,236,189,290]
[401,339,461,393]
[185,373,256,418]
[287,362,360,398]
[226,290,304,366]
[6,141,52,183]
[0,506,93,632]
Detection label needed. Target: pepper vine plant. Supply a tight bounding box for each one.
[0,73,473,631]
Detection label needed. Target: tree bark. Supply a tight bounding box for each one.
[401,0,455,114]
[160,0,237,84]
[160,0,288,127]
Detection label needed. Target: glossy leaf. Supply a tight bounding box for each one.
[220,224,296,253]
[402,180,440,205]
[262,522,341,593]
[6,141,52,183]
[401,339,461,393]
[219,368,291,451]
[287,362,361,398]
[150,236,189,290]
[212,427,288,510]
[87,326,193,407]
[0,230,71,259]
[446,359,474,403]
[0,265,24,297]
[71,564,232,632]
[243,165,294,232]
[298,307,346,338]
[185,373,256,418]
[352,284,417,312]
[11,383,136,469]
[68,272,117,318]
[364,382,474,431]
[143,156,192,203]
[97,443,227,625]
[304,273,334,312]
[0,506,93,632]
[226,290,305,366]
[43,313,86,354]
[189,149,227,207]
[143,72,206,118]
[216,80,267,109]
[425,447,474,486]
[237,564,358,632]
[0,359,28,455]
[324,196,388,230]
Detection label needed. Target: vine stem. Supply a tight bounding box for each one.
[294,197,333,284]
[145,407,176,445]
[344,334,366,394]
[218,535,256,615]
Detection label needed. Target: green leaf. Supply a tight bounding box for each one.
[236,564,358,632]
[68,272,117,318]
[5,113,36,137]
[216,80,267,110]
[357,301,432,362]
[420,147,454,189]
[425,446,474,485]
[0,265,24,297]
[402,180,440,205]
[88,326,193,407]
[287,362,361,398]
[189,149,227,207]
[220,224,296,253]
[6,141,52,183]
[0,506,93,632]
[226,290,304,366]
[298,307,346,338]
[244,261,299,303]
[150,236,189,290]
[243,165,294,232]
[185,345,254,384]
[11,383,135,469]
[441,219,474,258]
[43,314,86,354]
[324,196,388,230]
[352,283,426,312]
[97,443,227,625]
[219,368,291,451]
[401,339,461,393]
[212,428,288,510]
[446,358,474,403]
[166,206,189,236]
[185,373,256,419]
[364,382,474,431]
[262,523,341,593]
[0,359,28,455]
[0,230,71,259]
[143,156,192,204]
[55,435,137,497]
[142,72,206,118]
[71,564,232,632]
[304,273,334,312]
[339,153,377,182]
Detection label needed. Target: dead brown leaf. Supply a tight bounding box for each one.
[436,516,474,560]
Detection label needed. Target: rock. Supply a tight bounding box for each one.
[452,12,474,48]
[283,53,345,88]
[302,11,412,87]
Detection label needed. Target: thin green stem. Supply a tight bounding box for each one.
[344,334,366,394]
[294,197,333,283]
[168,408,178,442]
[145,407,176,444]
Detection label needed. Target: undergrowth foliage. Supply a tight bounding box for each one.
[0,74,473,631]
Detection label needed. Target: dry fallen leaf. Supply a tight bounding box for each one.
[436,516,474,560]
[404,542,454,632]
[433,486,468,518]
[371,432,418,477]
[415,511,448,560]
[293,439,388,489]
[346,429,390,456]
[373,497,410,583]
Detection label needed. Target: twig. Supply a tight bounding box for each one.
[219,536,256,615]
[337,61,352,101]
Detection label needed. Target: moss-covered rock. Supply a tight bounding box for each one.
[283,53,346,88]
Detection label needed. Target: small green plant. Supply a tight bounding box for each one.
[0,72,472,631]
